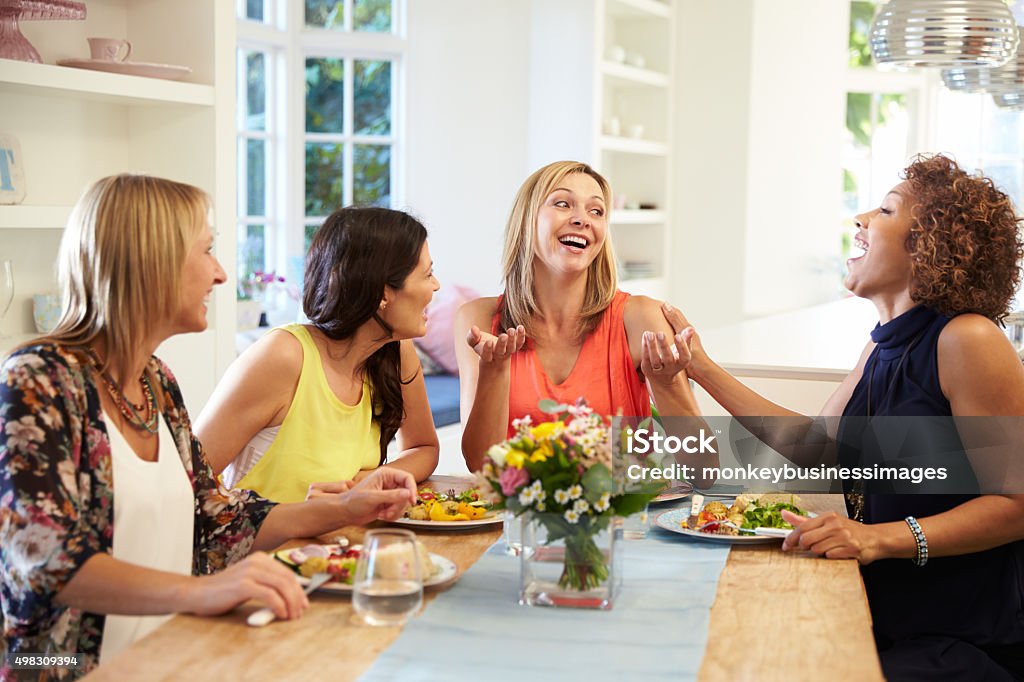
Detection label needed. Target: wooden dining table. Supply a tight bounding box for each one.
[82,491,883,682]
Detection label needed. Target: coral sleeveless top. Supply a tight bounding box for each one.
[232,324,381,503]
[493,290,651,437]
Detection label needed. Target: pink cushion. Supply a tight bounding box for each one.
[416,284,479,375]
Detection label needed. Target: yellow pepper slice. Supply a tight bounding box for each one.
[429,501,470,522]
[457,502,487,519]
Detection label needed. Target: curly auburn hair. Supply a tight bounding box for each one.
[903,154,1024,323]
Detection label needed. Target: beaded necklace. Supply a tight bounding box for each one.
[85,347,159,434]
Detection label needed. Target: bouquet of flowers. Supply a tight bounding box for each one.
[476,399,658,592]
[238,270,285,301]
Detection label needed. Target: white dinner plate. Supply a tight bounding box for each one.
[57,58,192,81]
[650,482,694,504]
[388,514,503,530]
[275,546,458,593]
[654,506,791,545]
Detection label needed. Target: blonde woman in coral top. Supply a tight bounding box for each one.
[455,161,712,480]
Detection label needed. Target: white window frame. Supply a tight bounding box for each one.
[236,0,407,283]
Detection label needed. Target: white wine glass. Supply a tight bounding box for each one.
[352,529,424,627]
[0,260,14,339]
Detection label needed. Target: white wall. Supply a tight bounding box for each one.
[742,1,848,317]
[404,0,532,296]
[670,0,755,329]
[669,0,849,326]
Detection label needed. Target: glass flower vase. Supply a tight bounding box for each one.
[519,512,622,610]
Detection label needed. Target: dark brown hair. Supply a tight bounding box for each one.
[303,207,428,463]
[904,154,1024,323]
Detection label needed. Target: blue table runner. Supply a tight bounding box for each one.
[361,511,730,681]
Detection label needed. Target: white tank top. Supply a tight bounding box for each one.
[100,411,194,664]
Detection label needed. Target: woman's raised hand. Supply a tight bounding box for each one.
[466,324,526,365]
[660,302,710,379]
[640,327,692,385]
[186,552,309,621]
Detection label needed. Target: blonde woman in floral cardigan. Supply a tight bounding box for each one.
[0,175,417,679]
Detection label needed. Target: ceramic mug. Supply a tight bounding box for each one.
[88,37,132,62]
[32,293,61,333]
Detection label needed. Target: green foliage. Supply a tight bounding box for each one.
[846,92,906,148]
[846,92,872,148]
[246,139,265,216]
[245,52,265,131]
[305,143,344,216]
[354,144,391,207]
[305,0,391,32]
[848,1,877,68]
[353,0,392,32]
[354,60,391,134]
[305,58,344,133]
[581,464,613,503]
[305,0,344,29]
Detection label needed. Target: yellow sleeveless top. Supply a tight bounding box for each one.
[235,324,381,503]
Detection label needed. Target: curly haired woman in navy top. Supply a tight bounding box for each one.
[664,155,1024,680]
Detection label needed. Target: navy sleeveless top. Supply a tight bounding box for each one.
[840,305,1024,656]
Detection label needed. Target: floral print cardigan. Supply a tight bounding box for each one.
[0,345,276,679]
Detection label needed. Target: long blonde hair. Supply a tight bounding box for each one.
[43,174,208,381]
[499,161,617,338]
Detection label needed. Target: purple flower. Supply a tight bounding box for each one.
[499,466,529,496]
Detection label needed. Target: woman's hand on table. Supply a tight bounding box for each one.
[340,468,418,523]
[186,552,309,621]
[781,510,884,565]
[466,325,526,368]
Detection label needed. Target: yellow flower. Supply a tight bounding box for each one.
[530,422,558,440]
[529,440,554,462]
[505,449,527,469]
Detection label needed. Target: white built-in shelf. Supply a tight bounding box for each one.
[618,276,667,299]
[0,59,214,107]
[607,0,672,20]
[600,135,668,156]
[601,60,669,88]
[0,205,71,230]
[611,209,666,224]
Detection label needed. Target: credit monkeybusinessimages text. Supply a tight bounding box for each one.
[626,462,949,486]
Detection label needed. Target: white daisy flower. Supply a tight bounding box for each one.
[554,488,570,505]
[574,499,590,514]
[567,484,583,500]
[594,492,612,512]
[518,485,538,506]
[529,480,544,496]
[564,509,580,523]
[536,499,547,512]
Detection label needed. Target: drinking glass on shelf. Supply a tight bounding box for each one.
[352,529,424,627]
[0,260,14,339]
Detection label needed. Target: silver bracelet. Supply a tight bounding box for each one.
[904,516,928,567]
